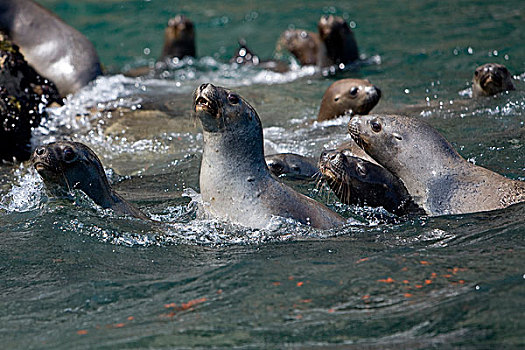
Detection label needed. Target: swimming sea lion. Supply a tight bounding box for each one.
[31,141,149,219]
[472,63,515,97]
[193,83,345,229]
[265,153,319,180]
[317,15,359,66]
[319,150,421,216]
[159,15,196,61]
[348,114,525,216]
[0,0,102,96]
[318,78,381,121]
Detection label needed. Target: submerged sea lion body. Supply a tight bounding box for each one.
[349,114,525,216]
[472,63,515,97]
[193,83,344,229]
[319,150,421,216]
[0,0,102,96]
[318,78,381,121]
[31,141,148,219]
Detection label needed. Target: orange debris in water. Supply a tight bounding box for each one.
[181,297,207,310]
[301,299,312,303]
[420,261,430,265]
[459,280,465,284]
[356,257,369,264]
[288,276,295,280]
[403,280,410,284]
[328,308,335,313]
[443,274,452,278]
[296,281,304,287]
[272,282,281,286]
[217,289,223,294]
[401,267,408,271]
[415,284,423,288]
[425,279,432,285]
[164,303,177,309]
[377,277,395,283]
[114,323,125,328]
[431,272,437,278]
[127,316,134,321]
[362,295,370,300]
[404,293,413,298]
[77,330,88,335]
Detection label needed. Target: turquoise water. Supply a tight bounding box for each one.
[1,0,524,348]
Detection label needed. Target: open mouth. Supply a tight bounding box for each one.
[32,161,49,172]
[195,95,218,115]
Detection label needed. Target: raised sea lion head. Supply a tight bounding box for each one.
[31,141,110,198]
[317,15,359,64]
[472,63,515,97]
[193,83,262,135]
[318,78,381,121]
[161,14,196,59]
[277,29,319,66]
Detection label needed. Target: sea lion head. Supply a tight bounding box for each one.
[348,114,461,176]
[162,15,196,59]
[277,29,319,66]
[472,63,515,97]
[266,153,318,180]
[318,78,381,121]
[31,141,110,196]
[193,83,261,134]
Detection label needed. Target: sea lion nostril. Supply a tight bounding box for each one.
[35,147,46,156]
[199,83,209,92]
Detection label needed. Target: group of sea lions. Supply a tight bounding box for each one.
[1,1,523,230]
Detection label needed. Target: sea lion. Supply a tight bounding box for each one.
[319,150,421,216]
[159,15,196,61]
[472,63,515,97]
[265,153,319,180]
[31,141,149,219]
[277,29,321,66]
[318,79,381,121]
[0,0,102,96]
[317,15,359,66]
[277,15,359,67]
[348,114,525,216]
[193,83,345,229]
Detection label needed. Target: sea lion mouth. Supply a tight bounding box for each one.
[479,73,502,89]
[33,161,49,172]
[319,152,346,182]
[195,95,218,116]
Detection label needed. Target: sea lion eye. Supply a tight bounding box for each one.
[356,163,367,177]
[474,70,479,77]
[63,147,76,162]
[349,87,359,98]
[227,94,240,105]
[370,120,382,133]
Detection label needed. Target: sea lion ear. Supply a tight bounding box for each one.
[393,132,403,141]
[364,79,371,83]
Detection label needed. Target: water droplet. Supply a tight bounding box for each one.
[404,89,410,94]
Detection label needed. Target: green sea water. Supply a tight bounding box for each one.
[1,0,524,348]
